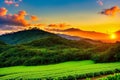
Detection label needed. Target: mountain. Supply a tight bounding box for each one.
[0,27,104,45]
[0,33,96,67]
[57,34,81,40]
[59,28,109,41]
[0,28,55,44]
[0,28,100,67]
[63,28,82,32]
[0,31,116,67]
[0,28,116,67]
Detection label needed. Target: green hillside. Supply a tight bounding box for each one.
[0,28,55,44]
[0,28,97,67]
[0,36,119,68]
[24,35,94,48]
[0,35,95,67]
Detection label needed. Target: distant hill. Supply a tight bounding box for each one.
[58,34,102,45]
[0,28,103,45]
[0,28,55,44]
[59,28,109,41]
[57,34,81,40]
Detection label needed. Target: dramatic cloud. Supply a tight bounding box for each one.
[97,0,103,6]
[0,9,29,26]
[4,0,22,7]
[0,7,39,32]
[100,6,120,16]
[30,15,38,21]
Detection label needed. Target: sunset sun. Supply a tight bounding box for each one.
[110,33,117,40]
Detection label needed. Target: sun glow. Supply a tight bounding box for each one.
[110,33,117,40]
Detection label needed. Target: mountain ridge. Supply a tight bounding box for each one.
[0,28,55,44]
[0,28,103,45]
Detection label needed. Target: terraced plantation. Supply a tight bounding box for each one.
[0,60,120,80]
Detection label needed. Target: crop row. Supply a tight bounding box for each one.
[1,68,120,80]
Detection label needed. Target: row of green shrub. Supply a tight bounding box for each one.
[55,69,120,80]
[5,69,120,80]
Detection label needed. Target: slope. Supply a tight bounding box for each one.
[0,28,55,44]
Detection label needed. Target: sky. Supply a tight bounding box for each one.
[0,0,120,34]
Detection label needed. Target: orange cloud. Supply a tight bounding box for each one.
[0,9,28,26]
[35,24,46,27]
[0,7,8,16]
[0,7,39,34]
[18,10,27,16]
[101,6,120,16]
[0,7,38,30]
[48,23,70,28]
[30,15,38,21]
[46,23,71,33]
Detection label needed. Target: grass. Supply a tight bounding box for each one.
[0,60,120,80]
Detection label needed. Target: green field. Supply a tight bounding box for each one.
[0,60,120,80]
